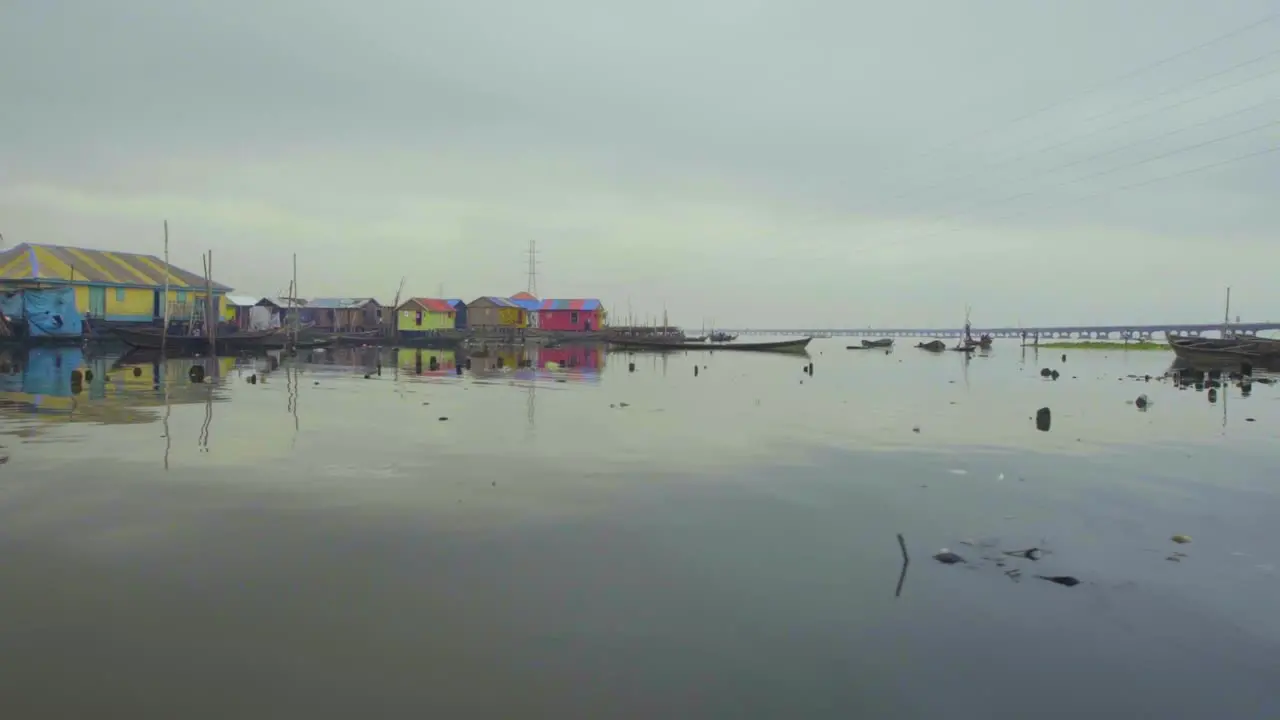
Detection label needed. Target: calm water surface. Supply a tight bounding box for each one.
[1,341,1277,718]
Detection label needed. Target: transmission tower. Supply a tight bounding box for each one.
[526,240,540,296]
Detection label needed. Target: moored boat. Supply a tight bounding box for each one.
[1165,334,1280,367]
[112,326,286,353]
[609,337,812,354]
[862,338,894,348]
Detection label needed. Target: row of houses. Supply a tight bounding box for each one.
[233,294,606,335]
[0,242,607,337]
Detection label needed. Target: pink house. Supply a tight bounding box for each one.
[538,299,605,332]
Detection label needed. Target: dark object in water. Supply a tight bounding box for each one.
[1135,394,1148,409]
[188,365,206,383]
[1051,370,1060,380]
[1035,407,1051,432]
[610,337,812,354]
[1003,548,1043,561]
[916,339,946,352]
[1037,575,1080,587]
[1061,354,1066,362]
[112,326,285,353]
[862,338,894,348]
[1040,368,1052,377]
[933,550,966,565]
[438,416,449,421]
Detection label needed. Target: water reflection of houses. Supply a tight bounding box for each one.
[397,348,459,376]
[0,347,234,428]
[537,345,603,380]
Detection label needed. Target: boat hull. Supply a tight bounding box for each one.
[609,337,812,354]
[112,327,286,353]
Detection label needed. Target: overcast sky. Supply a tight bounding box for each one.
[2,1,1279,328]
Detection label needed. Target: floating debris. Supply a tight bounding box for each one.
[1037,575,1080,587]
[1003,548,1044,561]
[1135,394,1149,409]
[438,416,449,422]
[933,549,966,565]
[1172,535,1191,544]
[1035,407,1051,432]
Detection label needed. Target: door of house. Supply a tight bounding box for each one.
[88,287,107,317]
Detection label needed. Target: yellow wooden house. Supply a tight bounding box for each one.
[396,298,458,336]
[0,242,230,323]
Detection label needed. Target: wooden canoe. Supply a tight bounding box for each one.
[112,326,285,353]
[609,337,812,353]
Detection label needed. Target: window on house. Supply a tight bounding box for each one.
[115,287,126,302]
[177,290,187,303]
[571,311,579,324]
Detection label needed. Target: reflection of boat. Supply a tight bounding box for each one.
[862,338,894,348]
[609,337,811,353]
[112,326,285,353]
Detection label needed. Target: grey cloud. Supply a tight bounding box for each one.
[3,0,1280,327]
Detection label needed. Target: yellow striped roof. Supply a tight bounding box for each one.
[0,243,231,291]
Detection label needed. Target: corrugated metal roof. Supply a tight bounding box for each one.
[469,296,520,308]
[509,297,542,311]
[510,291,538,300]
[0,242,232,290]
[445,298,465,307]
[225,294,260,307]
[539,298,602,311]
[401,298,456,313]
[306,297,380,309]
[260,297,305,308]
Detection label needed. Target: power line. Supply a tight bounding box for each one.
[887,97,1280,236]
[898,142,1280,245]
[881,10,1280,172]
[888,46,1280,203]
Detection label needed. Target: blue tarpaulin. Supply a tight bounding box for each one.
[0,288,83,337]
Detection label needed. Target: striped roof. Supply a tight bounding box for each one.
[0,243,231,290]
[469,296,520,308]
[306,297,380,309]
[509,296,542,311]
[539,298,602,311]
[400,298,457,313]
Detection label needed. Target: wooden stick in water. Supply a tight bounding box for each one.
[895,533,910,599]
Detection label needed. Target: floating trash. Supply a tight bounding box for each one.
[1172,535,1191,544]
[1037,575,1080,587]
[933,549,966,565]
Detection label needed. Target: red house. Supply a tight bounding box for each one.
[538,299,605,332]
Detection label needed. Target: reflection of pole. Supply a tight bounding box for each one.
[162,359,172,470]
[199,379,213,450]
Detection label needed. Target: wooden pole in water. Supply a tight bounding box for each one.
[1224,286,1232,337]
[161,221,170,358]
[292,253,298,347]
[204,251,216,358]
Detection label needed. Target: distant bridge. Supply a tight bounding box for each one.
[713,323,1280,340]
